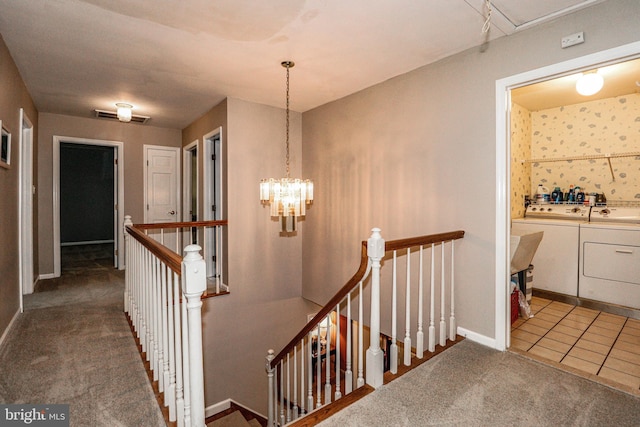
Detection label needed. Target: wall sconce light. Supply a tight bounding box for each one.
[115,103,133,122]
[576,71,603,96]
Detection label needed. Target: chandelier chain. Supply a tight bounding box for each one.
[285,62,291,178]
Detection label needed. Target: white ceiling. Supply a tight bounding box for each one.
[0,0,606,128]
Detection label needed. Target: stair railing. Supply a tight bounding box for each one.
[124,215,228,427]
[265,227,465,426]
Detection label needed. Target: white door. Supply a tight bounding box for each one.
[144,145,180,252]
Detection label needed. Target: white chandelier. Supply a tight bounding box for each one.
[260,61,313,233]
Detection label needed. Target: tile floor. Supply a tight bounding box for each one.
[511,296,640,393]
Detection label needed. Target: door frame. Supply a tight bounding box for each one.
[18,109,34,303]
[203,127,223,280]
[183,139,199,223]
[53,136,125,276]
[494,40,640,351]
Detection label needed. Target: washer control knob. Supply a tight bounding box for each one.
[600,209,610,215]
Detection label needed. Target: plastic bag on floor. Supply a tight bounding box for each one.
[518,289,533,319]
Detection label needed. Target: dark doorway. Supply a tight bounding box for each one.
[60,143,115,271]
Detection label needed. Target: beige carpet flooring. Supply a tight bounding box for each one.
[318,340,640,426]
[0,244,165,426]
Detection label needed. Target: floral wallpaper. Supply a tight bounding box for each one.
[511,93,640,215]
[529,93,640,202]
[511,103,532,219]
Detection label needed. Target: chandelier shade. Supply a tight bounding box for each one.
[260,61,313,233]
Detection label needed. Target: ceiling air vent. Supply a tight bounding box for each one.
[94,109,151,124]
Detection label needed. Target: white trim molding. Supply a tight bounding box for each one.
[52,136,125,276]
[0,309,20,350]
[494,40,640,352]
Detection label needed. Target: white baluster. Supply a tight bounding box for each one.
[175,269,185,427]
[300,340,305,417]
[307,334,313,412]
[161,264,169,402]
[315,323,321,409]
[356,281,364,388]
[345,295,353,394]
[335,306,342,401]
[324,315,332,404]
[143,249,150,357]
[182,294,191,427]
[416,245,424,359]
[181,244,206,427]
[266,350,275,427]
[404,247,412,367]
[124,216,132,312]
[286,354,291,423]
[449,240,457,341]
[440,243,447,347]
[429,243,436,353]
[366,228,385,389]
[167,270,177,422]
[293,346,298,420]
[390,250,398,374]
[280,361,285,426]
[216,226,221,294]
[152,256,159,381]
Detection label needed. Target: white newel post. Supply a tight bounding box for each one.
[265,350,275,427]
[366,228,385,389]
[124,215,133,313]
[182,244,206,427]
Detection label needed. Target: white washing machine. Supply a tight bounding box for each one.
[579,206,640,309]
[512,204,590,297]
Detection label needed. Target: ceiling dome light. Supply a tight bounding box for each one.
[576,72,604,96]
[115,103,133,122]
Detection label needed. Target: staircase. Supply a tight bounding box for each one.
[205,404,266,427]
[266,228,465,426]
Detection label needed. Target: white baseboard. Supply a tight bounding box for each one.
[205,399,267,421]
[0,309,20,349]
[39,273,56,280]
[457,327,497,349]
[60,239,115,246]
[205,399,231,418]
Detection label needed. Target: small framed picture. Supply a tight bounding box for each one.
[1,122,11,168]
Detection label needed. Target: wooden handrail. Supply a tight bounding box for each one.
[126,225,183,273]
[385,230,465,252]
[269,229,466,369]
[271,241,369,368]
[134,219,229,230]
[125,220,229,274]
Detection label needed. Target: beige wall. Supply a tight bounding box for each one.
[37,113,181,275]
[185,97,319,413]
[0,35,38,337]
[182,99,227,221]
[302,0,640,340]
